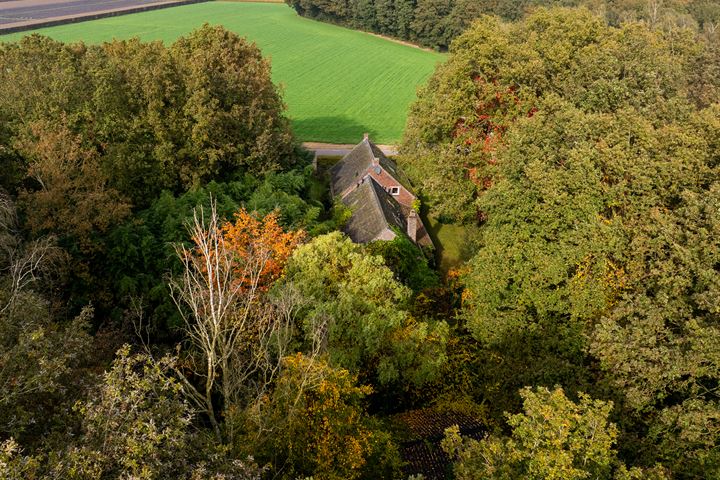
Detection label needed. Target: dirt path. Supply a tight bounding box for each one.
[362,30,436,53]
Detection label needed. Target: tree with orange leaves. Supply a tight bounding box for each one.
[170,201,305,443]
[221,209,305,291]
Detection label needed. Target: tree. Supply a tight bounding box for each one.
[170,200,303,442]
[51,346,192,479]
[0,26,299,207]
[0,193,92,441]
[394,0,416,39]
[399,8,719,477]
[285,0,714,49]
[0,439,41,479]
[364,233,439,293]
[375,0,397,35]
[13,117,133,314]
[590,184,720,477]
[16,119,131,254]
[43,346,268,480]
[0,35,89,135]
[103,169,329,340]
[248,353,378,480]
[400,9,696,222]
[222,208,305,291]
[442,387,667,479]
[0,296,92,441]
[280,232,448,389]
[411,0,454,49]
[0,26,302,328]
[687,39,720,109]
[352,0,379,30]
[171,24,297,184]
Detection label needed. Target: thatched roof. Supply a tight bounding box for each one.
[342,177,407,243]
[329,136,411,196]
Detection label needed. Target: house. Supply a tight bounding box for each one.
[329,134,432,247]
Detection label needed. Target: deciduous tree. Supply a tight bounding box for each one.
[222,208,305,290]
[248,353,376,480]
[170,200,303,442]
[442,387,667,479]
[281,232,448,389]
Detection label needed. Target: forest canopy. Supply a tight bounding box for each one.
[400,7,720,479]
[1,4,719,480]
[285,0,719,50]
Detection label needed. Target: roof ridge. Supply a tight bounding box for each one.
[367,138,401,173]
[364,137,376,160]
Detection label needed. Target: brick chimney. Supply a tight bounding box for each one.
[407,210,418,243]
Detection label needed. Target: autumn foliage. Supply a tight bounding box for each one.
[256,353,375,480]
[222,209,305,290]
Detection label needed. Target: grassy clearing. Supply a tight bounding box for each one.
[424,216,472,276]
[0,2,443,144]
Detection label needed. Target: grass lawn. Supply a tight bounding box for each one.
[0,2,443,144]
[424,216,473,276]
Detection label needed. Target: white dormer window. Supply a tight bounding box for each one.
[390,186,400,195]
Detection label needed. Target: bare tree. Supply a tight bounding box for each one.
[0,192,60,316]
[169,199,303,443]
[647,0,663,28]
[243,283,330,443]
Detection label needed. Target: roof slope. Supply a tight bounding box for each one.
[342,177,407,243]
[367,140,413,190]
[330,137,412,196]
[393,408,485,480]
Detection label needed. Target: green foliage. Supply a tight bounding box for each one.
[3,3,719,478]
[105,171,330,337]
[36,346,267,479]
[365,234,440,293]
[0,295,92,441]
[52,346,192,479]
[0,24,297,207]
[442,387,667,480]
[399,7,720,478]
[401,9,706,222]
[590,183,720,477]
[0,23,304,325]
[0,196,94,441]
[0,439,42,479]
[458,100,720,473]
[170,24,296,183]
[286,0,717,50]
[280,232,448,389]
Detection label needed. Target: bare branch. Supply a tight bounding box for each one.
[169,198,304,443]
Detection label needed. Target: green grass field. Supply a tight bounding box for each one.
[0,2,444,144]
